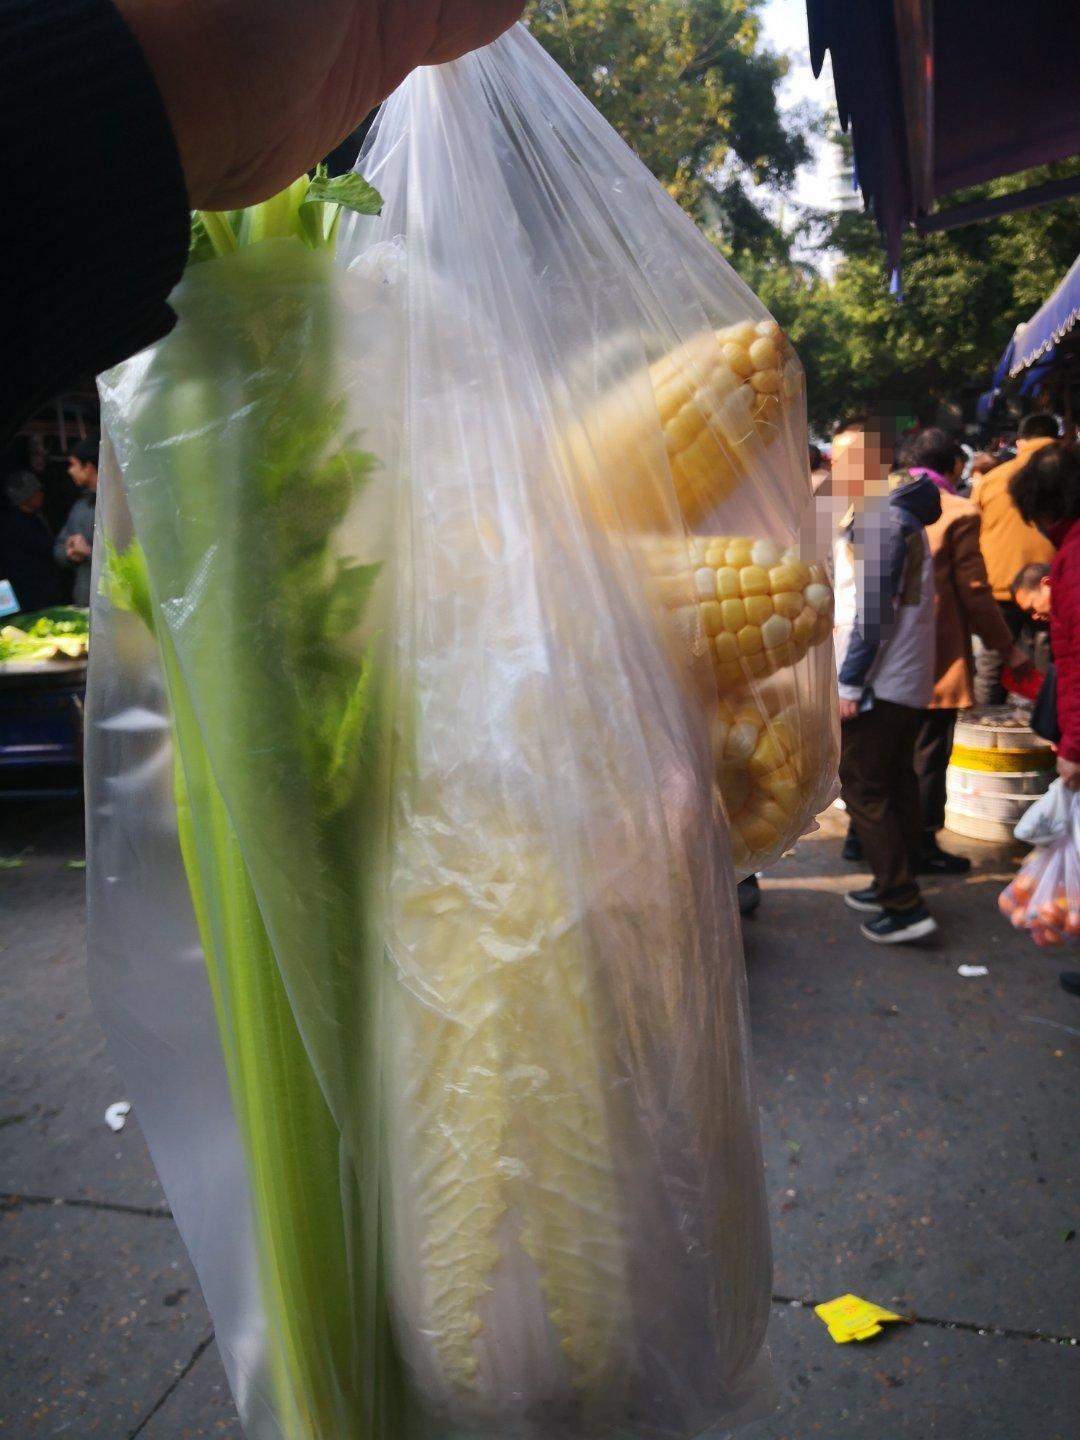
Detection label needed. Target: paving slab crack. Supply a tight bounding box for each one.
[0,1189,173,1219]
[127,1330,216,1438]
[772,1294,1079,1347]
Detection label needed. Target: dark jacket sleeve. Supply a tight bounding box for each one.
[1,0,190,444]
[838,512,908,693]
[1052,547,1080,764]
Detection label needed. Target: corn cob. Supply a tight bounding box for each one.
[567,320,803,531]
[386,821,627,1412]
[712,692,824,872]
[642,534,833,694]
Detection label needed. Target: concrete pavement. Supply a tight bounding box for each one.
[1,798,1077,1437]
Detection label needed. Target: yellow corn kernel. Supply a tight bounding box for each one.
[725,541,755,569]
[716,566,742,599]
[748,337,780,370]
[744,593,773,627]
[750,368,780,394]
[721,598,747,633]
[714,631,739,663]
[722,343,754,378]
[773,589,803,621]
[737,624,763,656]
[739,565,770,597]
[700,601,724,637]
[792,608,817,647]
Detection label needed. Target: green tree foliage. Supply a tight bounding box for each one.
[529,5,1078,431]
[527,0,812,252]
[756,159,1080,430]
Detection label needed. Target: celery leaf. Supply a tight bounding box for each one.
[302,171,383,219]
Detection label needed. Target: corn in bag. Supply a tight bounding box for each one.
[339,24,834,1436]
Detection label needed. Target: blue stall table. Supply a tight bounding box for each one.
[0,656,86,799]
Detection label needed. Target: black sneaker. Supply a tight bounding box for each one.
[842,829,863,862]
[737,874,761,917]
[1060,972,1080,997]
[844,885,882,914]
[918,839,971,875]
[861,903,938,945]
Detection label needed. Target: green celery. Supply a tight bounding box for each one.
[101,168,406,1440]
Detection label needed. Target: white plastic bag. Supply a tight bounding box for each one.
[1001,783,1080,945]
[89,25,838,1440]
[1014,778,1071,845]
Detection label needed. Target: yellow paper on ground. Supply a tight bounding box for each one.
[814,1294,906,1344]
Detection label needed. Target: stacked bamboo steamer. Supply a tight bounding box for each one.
[945,707,1055,842]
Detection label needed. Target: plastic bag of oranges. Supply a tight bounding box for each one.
[999,791,1080,946]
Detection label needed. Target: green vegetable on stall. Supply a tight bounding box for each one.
[0,608,89,663]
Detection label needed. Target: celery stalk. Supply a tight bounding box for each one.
[100,170,405,1440]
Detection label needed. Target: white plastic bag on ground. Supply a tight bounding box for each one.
[88,24,838,1440]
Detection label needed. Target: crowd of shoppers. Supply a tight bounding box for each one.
[834,414,1066,949]
[902,427,1029,874]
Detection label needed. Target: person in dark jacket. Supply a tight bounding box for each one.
[0,472,67,615]
[54,440,99,607]
[2,0,524,445]
[833,416,943,944]
[1010,442,1080,999]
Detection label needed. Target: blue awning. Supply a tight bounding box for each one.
[1009,254,1080,377]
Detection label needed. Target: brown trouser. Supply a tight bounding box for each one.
[839,698,923,912]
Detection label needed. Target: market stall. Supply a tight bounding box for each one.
[0,608,88,799]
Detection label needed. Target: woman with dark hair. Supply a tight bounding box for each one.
[1010,442,1080,999]
[899,428,1028,873]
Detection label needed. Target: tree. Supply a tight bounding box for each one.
[526,0,812,255]
[528,6,1079,431]
[734,159,1080,431]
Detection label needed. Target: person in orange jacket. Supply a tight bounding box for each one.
[900,429,1031,873]
[972,414,1059,703]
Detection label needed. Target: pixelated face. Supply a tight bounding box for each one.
[1017,578,1052,620]
[830,427,890,501]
